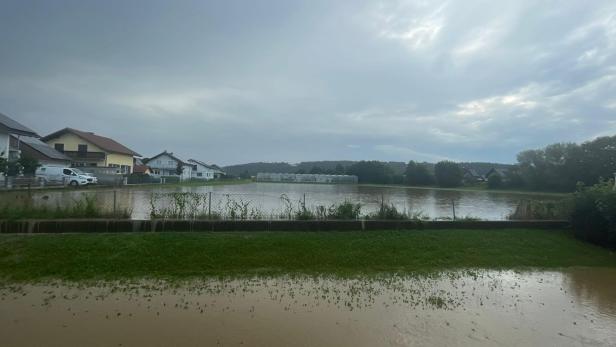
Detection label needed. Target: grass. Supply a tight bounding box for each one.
[0,229,615,282]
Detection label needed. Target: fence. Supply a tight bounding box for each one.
[0,189,563,222]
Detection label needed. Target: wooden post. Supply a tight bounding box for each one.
[208,191,212,219]
[451,199,456,221]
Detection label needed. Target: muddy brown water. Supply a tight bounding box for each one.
[1,269,615,346]
[1,182,564,220]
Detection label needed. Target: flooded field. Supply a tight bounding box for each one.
[1,269,615,346]
[1,182,564,220]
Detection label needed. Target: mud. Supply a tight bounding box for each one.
[1,269,615,346]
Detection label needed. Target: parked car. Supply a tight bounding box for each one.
[35,166,92,186]
[73,169,98,185]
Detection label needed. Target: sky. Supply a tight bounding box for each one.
[1,0,615,166]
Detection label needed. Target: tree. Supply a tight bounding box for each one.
[346,161,394,184]
[516,135,616,192]
[405,161,434,186]
[334,164,346,175]
[175,162,184,176]
[487,172,503,189]
[434,161,462,187]
[309,166,324,174]
[18,156,40,175]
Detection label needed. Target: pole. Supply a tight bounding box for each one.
[451,199,456,221]
[208,191,212,219]
[303,193,306,208]
[113,190,117,217]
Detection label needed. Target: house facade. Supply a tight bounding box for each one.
[187,159,217,180]
[42,128,140,174]
[0,112,39,160]
[145,151,192,180]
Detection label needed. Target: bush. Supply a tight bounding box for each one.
[327,201,362,219]
[570,180,616,248]
[368,203,409,220]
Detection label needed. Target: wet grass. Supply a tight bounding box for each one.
[0,229,615,282]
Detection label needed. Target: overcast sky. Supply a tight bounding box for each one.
[1,0,615,165]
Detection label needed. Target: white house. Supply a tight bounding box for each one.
[187,159,218,180]
[145,151,192,181]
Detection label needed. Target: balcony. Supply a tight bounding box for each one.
[62,151,106,161]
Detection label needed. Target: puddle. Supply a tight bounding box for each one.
[1,269,615,346]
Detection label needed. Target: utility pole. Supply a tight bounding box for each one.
[613,172,616,191]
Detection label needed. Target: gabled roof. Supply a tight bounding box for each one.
[188,159,226,173]
[0,112,38,137]
[145,151,189,165]
[11,135,71,161]
[133,164,151,174]
[41,128,140,156]
[486,167,509,177]
[188,159,216,170]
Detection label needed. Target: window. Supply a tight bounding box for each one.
[63,169,75,176]
[54,143,64,152]
[78,144,87,152]
[168,160,174,165]
[197,172,203,177]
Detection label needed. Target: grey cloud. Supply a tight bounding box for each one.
[0,0,615,165]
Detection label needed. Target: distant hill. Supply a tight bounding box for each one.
[224,160,511,178]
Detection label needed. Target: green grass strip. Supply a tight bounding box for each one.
[0,229,614,282]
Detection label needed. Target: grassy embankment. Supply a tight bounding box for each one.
[0,229,614,282]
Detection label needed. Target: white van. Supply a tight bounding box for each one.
[36,166,92,186]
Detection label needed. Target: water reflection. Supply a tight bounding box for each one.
[0,182,563,220]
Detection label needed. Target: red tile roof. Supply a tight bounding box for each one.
[42,128,141,156]
[133,164,151,174]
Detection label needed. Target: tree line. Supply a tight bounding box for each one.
[271,135,616,192]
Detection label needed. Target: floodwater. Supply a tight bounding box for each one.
[0,182,563,220]
[1,269,615,346]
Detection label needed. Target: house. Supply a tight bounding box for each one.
[9,135,71,166]
[0,112,39,160]
[462,167,484,183]
[210,164,227,179]
[144,151,192,180]
[485,167,510,181]
[132,158,151,175]
[187,159,218,180]
[41,128,140,174]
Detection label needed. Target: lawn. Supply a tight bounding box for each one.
[0,229,614,282]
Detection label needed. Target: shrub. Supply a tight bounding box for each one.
[368,203,408,220]
[570,180,616,248]
[327,201,361,219]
